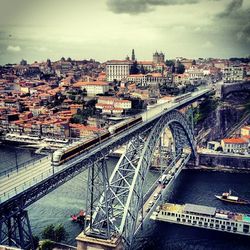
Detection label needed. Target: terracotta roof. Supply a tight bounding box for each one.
[73,81,108,87]
[138,61,154,65]
[222,138,248,144]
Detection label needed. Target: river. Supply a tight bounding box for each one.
[1,146,250,249]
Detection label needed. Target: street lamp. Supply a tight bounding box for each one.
[15,149,18,172]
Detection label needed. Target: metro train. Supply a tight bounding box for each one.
[174,93,192,103]
[51,92,194,166]
[51,116,142,166]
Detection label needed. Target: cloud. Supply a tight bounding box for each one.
[217,0,243,18]
[106,0,199,14]
[6,45,21,52]
[202,40,213,48]
[215,0,250,52]
[238,23,250,43]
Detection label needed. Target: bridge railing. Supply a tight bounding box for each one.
[0,165,53,203]
[0,155,49,178]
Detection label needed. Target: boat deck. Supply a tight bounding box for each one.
[151,202,250,237]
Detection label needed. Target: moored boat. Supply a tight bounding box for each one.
[71,210,86,224]
[215,190,250,205]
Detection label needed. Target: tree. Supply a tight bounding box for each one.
[41,240,54,250]
[130,61,139,74]
[140,65,146,74]
[42,224,67,242]
[165,60,174,67]
[42,224,55,241]
[54,224,68,242]
[176,63,185,74]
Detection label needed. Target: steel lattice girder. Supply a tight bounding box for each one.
[90,110,196,248]
[0,210,34,250]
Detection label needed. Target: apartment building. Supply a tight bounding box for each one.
[221,138,248,153]
[222,66,245,83]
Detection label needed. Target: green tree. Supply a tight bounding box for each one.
[42,224,55,241]
[140,65,146,74]
[54,224,68,242]
[41,240,54,250]
[176,63,185,74]
[130,61,139,74]
[165,60,174,67]
[42,224,67,243]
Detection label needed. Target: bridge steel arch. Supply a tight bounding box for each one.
[85,110,196,249]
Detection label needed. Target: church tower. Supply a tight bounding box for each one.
[131,49,135,61]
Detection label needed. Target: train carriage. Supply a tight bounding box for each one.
[52,116,143,166]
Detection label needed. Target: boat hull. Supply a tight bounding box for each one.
[215,195,250,205]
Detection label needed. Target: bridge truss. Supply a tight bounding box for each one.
[0,108,196,249]
[84,110,196,249]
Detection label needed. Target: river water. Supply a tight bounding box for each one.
[1,146,250,249]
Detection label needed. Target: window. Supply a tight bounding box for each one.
[243,224,249,233]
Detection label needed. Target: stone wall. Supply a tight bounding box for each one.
[195,153,250,170]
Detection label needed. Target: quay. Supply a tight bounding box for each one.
[151,203,250,236]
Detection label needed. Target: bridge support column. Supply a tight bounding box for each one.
[0,210,34,250]
[76,233,123,250]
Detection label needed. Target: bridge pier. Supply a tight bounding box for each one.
[76,232,123,250]
[0,210,34,250]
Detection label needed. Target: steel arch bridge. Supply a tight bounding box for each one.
[84,109,196,249]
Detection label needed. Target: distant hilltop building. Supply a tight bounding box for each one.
[106,60,133,82]
[106,49,166,82]
[153,51,165,64]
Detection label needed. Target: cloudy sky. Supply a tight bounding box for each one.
[0,0,249,64]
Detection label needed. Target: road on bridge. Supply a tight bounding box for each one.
[0,156,51,202]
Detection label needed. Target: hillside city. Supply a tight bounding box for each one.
[0,50,250,156]
[1,0,250,248]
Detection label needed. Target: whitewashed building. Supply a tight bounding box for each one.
[106,60,133,82]
[221,138,248,153]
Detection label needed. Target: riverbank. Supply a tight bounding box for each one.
[186,165,250,173]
